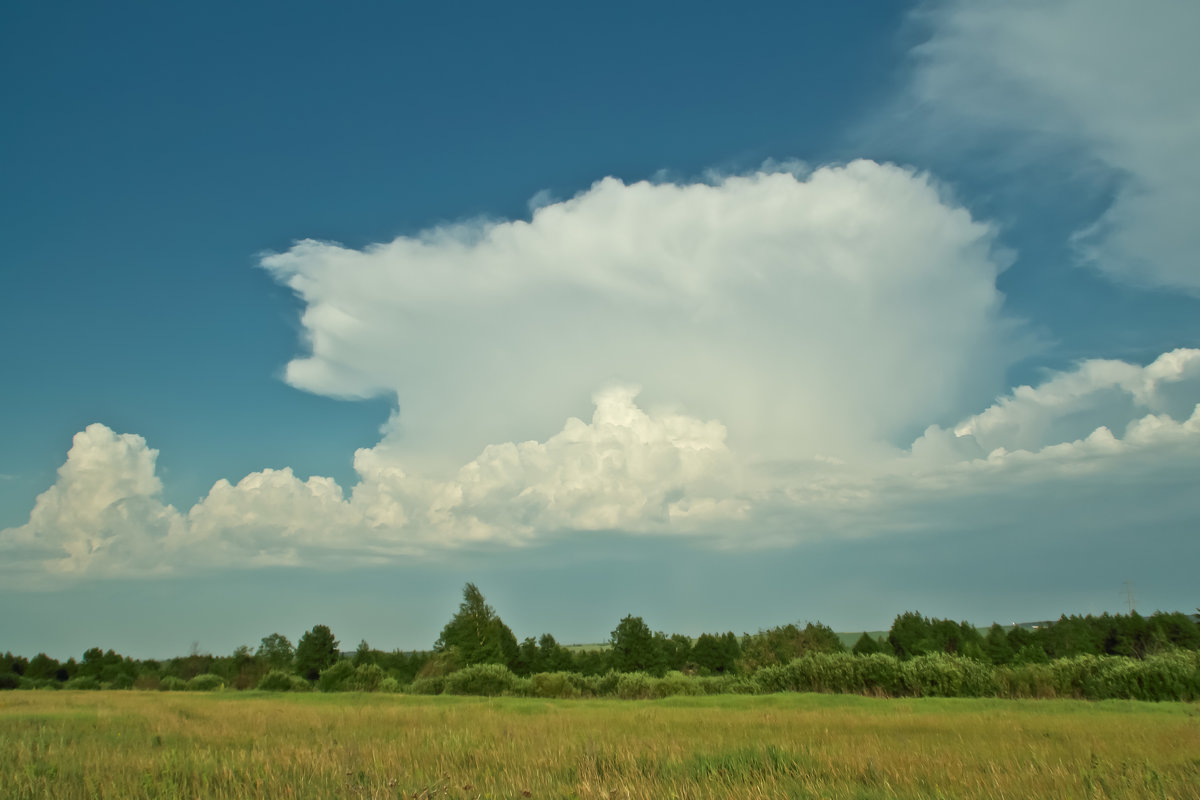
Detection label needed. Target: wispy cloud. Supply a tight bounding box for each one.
[903,0,1200,293]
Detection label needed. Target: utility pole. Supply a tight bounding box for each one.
[1122,581,1135,613]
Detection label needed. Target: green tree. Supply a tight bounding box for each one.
[852,632,884,656]
[740,621,845,671]
[256,633,295,672]
[610,615,665,676]
[512,637,541,676]
[888,612,934,660]
[1150,611,1200,650]
[353,640,375,667]
[693,632,740,674]
[434,583,519,668]
[295,625,340,681]
[538,634,574,672]
[24,653,62,681]
[655,632,693,672]
[982,624,1014,665]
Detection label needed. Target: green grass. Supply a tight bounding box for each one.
[3,690,1199,799]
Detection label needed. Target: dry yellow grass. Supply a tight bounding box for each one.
[2,691,1199,799]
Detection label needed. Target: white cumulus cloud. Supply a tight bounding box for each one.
[260,160,1024,473]
[4,349,1199,580]
[6,159,1199,583]
[0,425,184,579]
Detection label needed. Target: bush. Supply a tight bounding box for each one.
[159,677,187,692]
[347,663,386,692]
[996,663,1056,699]
[593,671,623,697]
[652,671,705,698]
[317,660,355,692]
[133,674,162,691]
[186,674,224,692]
[444,664,520,696]
[257,670,309,692]
[107,674,134,690]
[615,672,655,700]
[64,676,101,691]
[854,653,906,697]
[378,677,402,693]
[902,653,995,697]
[407,676,445,695]
[0,673,19,690]
[528,672,581,699]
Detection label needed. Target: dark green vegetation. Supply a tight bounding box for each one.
[4,584,1199,701]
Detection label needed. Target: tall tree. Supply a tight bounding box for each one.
[610,615,665,676]
[694,632,740,674]
[538,634,574,672]
[353,640,375,667]
[982,624,1014,665]
[888,612,934,660]
[852,632,884,656]
[256,633,295,672]
[435,583,519,668]
[295,625,340,681]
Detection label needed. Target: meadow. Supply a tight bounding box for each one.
[3,691,1199,799]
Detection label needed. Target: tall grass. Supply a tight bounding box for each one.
[3,691,1199,799]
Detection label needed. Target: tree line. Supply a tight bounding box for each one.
[2,583,1198,697]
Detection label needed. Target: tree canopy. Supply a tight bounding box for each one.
[294,625,339,681]
[435,583,518,669]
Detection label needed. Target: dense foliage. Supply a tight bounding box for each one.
[3,586,1198,701]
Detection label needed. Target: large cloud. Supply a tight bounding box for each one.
[5,349,1198,580]
[261,160,1023,471]
[0,425,184,579]
[907,0,1200,292]
[6,160,1197,582]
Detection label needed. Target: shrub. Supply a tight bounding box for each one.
[317,661,356,692]
[0,673,19,690]
[347,663,386,692]
[444,664,520,696]
[257,670,308,692]
[133,674,162,691]
[996,663,1056,699]
[854,653,906,697]
[615,672,654,700]
[407,676,445,695]
[378,677,401,693]
[902,653,995,697]
[752,664,790,694]
[159,677,187,692]
[593,671,622,697]
[107,673,134,690]
[186,674,224,692]
[652,671,704,698]
[65,676,101,691]
[1139,650,1200,701]
[722,676,760,695]
[528,672,581,699]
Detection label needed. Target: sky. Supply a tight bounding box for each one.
[3,0,1199,660]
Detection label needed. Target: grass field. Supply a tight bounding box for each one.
[3,691,1199,799]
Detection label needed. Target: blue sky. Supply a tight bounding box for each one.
[3,1,1198,659]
